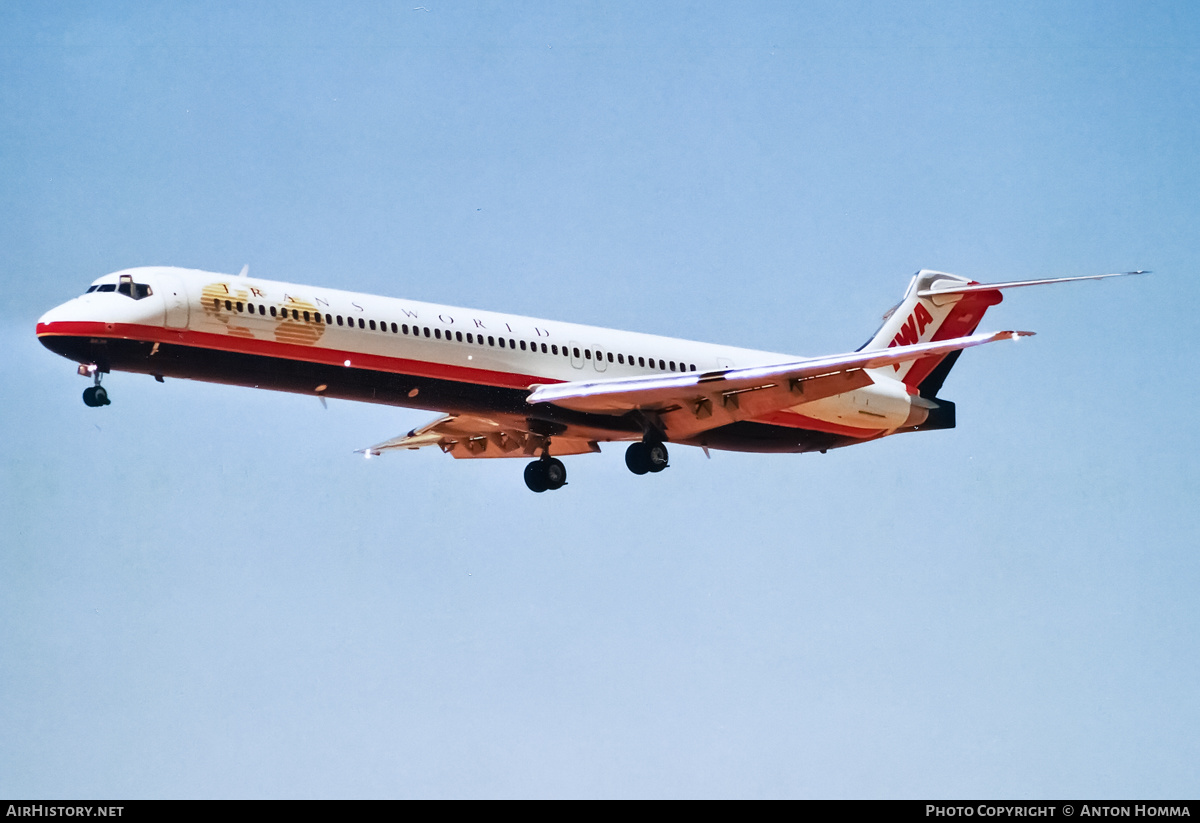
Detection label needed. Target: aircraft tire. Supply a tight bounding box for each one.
[524,460,550,493]
[625,442,651,475]
[646,441,668,473]
[83,386,109,407]
[544,458,567,490]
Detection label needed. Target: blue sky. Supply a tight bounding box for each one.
[2,1,1198,798]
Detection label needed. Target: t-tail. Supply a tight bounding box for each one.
[862,269,1148,399]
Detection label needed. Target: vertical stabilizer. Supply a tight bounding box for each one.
[862,271,1003,391]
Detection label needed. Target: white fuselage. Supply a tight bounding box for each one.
[37,266,922,441]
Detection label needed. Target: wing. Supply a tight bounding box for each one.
[527,330,1032,439]
[359,413,601,459]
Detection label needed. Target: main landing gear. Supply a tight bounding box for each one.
[524,455,567,493]
[625,438,668,475]
[80,365,110,407]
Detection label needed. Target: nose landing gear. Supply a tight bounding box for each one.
[524,456,567,493]
[82,385,109,407]
[79,365,110,407]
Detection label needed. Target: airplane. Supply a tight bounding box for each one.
[36,266,1144,492]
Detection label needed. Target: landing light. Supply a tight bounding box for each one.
[343,359,351,367]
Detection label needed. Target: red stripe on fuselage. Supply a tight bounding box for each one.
[36,320,556,391]
[755,409,886,439]
[37,320,887,441]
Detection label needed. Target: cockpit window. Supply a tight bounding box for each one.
[88,276,152,299]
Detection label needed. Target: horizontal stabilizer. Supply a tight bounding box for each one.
[917,270,1148,298]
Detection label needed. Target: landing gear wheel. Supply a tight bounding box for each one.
[82,385,110,407]
[626,440,668,475]
[543,457,566,490]
[524,460,550,493]
[525,457,567,492]
[646,441,669,473]
[625,442,650,475]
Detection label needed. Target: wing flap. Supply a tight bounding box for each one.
[658,368,875,439]
[528,331,1031,427]
[359,414,600,460]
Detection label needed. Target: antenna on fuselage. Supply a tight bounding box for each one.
[237,264,249,278]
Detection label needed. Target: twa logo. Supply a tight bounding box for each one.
[887,302,934,348]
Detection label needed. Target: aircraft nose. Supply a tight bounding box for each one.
[36,301,71,334]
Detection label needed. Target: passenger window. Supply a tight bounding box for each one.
[573,347,580,358]
[498,337,505,348]
[607,352,614,363]
[270,306,277,317]
[213,298,220,310]
[402,324,409,334]
[520,340,527,351]
[585,349,592,359]
[357,318,364,329]
[670,361,676,371]
[456,331,463,342]
[638,356,645,367]
[541,343,548,353]
[226,300,232,311]
[324,314,331,324]
[488,336,495,346]
[659,359,665,370]
[423,327,430,337]
[336,315,344,326]
[236,302,244,312]
[391,322,398,333]
[509,338,515,348]
[690,364,696,372]
[369,320,376,330]
[617,354,624,364]
[552,345,558,355]
[467,333,474,344]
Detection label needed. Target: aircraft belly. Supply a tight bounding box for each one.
[38,335,532,416]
